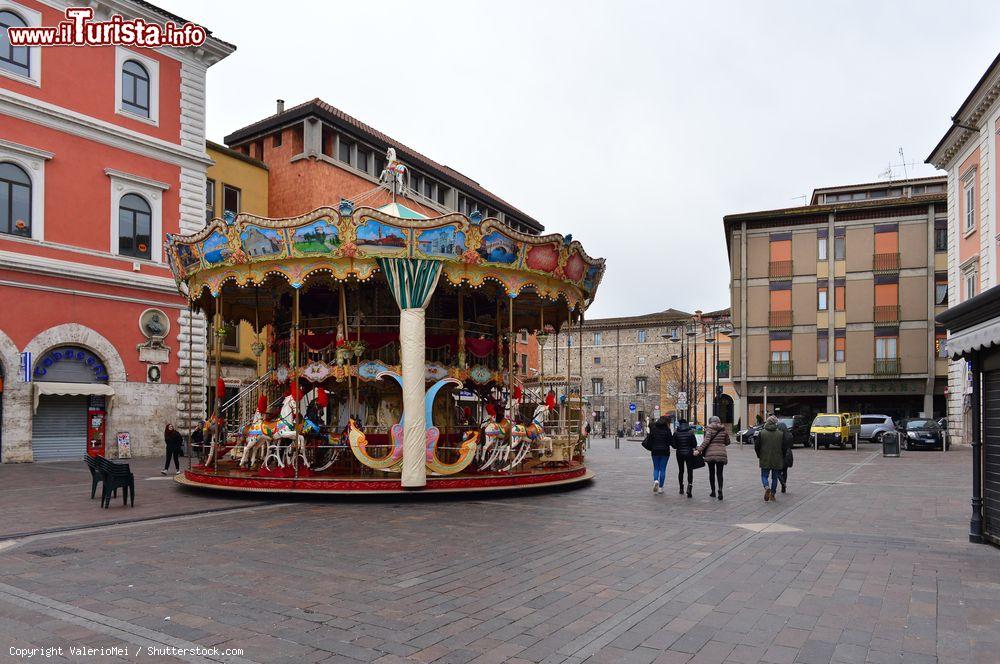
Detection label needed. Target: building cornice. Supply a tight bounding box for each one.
[0,88,212,168]
[927,52,1000,169]
[0,249,178,294]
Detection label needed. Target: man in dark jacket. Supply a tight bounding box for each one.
[642,416,673,494]
[755,416,788,502]
[671,419,698,497]
[775,418,793,494]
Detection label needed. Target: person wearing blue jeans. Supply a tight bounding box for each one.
[754,415,788,502]
[642,416,673,494]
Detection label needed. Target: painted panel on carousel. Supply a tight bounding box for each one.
[355,218,409,256]
[290,219,340,255]
[202,231,232,265]
[524,241,560,273]
[584,263,602,291]
[469,364,493,385]
[358,359,392,381]
[302,361,332,383]
[477,231,521,266]
[424,362,449,382]
[239,225,286,259]
[415,226,466,259]
[563,251,586,282]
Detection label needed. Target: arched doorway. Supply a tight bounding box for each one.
[31,346,111,461]
[717,394,734,425]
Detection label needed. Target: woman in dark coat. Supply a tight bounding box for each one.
[642,416,673,494]
[671,419,698,497]
[162,423,183,475]
[694,416,729,500]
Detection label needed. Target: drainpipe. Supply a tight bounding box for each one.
[970,352,983,543]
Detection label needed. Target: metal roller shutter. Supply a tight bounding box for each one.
[32,395,87,461]
[983,370,1000,543]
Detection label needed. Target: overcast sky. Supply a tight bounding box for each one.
[171,0,1000,319]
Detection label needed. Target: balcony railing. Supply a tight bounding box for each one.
[769,260,793,279]
[874,358,900,375]
[873,305,900,326]
[873,252,900,273]
[769,310,793,328]
[768,360,793,377]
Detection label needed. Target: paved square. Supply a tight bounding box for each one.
[0,440,998,663]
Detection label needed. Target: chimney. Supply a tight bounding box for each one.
[276,99,285,114]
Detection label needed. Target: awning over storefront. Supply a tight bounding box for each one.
[33,382,115,413]
[946,318,1000,360]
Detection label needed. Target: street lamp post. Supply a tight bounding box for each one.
[686,321,697,425]
[706,323,717,420]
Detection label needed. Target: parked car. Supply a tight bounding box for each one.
[810,412,861,449]
[898,418,948,451]
[859,415,896,443]
[777,415,812,447]
[736,423,763,445]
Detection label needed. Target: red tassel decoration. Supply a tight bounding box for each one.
[216,378,225,396]
[256,393,268,414]
[291,381,300,400]
[316,388,329,408]
[545,390,556,411]
[513,385,522,401]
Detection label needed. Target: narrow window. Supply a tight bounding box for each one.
[592,378,604,395]
[118,193,152,259]
[817,235,827,261]
[0,10,30,77]
[121,60,150,118]
[338,138,352,164]
[965,182,976,232]
[223,185,241,218]
[834,284,845,311]
[0,162,31,237]
[817,337,828,363]
[935,279,948,306]
[357,148,369,173]
[875,337,897,359]
[273,130,282,147]
[636,377,647,395]
[817,286,828,311]
[834,336,845,363]
[637,329,646,343]
[934,227,947,252]
[593,332,602,346]
[834,236,846,260]
[594,356,601,365]
[205,178,215,222]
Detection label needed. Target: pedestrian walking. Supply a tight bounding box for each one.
[755,415,787,501]
[775,419,793,494]
[671,419,698,497]
[162,423,183,475]
[694,415,729,500]
[641,416,673,494]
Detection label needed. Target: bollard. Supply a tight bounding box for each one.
[614,435,620,450]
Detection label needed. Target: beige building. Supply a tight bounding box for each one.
[726,177,949,425]
[205,141,269,404]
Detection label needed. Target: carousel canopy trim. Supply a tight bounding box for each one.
[165,205,605,308]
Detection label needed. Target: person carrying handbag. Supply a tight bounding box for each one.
[694,416,730,500]
[642,416,673,494]
[671,419,700,497]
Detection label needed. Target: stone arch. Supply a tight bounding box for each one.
[23,324,127,384]
[0,328,18,381]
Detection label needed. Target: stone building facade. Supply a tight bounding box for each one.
[541,309,690,436]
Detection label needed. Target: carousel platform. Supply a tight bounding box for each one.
[175,464,593,494]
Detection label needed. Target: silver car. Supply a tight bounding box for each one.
[859,415,895,443]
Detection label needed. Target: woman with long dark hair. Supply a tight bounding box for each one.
[162,423,183,475]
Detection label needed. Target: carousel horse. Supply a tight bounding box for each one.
[263,394,307,470]
[525,403,554,456]
[378,147,408,193]
[203,412,227,466]
[498,421,530,472]
[239,410,277,468]
[284,416,319,469]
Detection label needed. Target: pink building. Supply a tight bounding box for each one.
[0,1,233,461]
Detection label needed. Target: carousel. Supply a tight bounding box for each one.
[166,149,605,493]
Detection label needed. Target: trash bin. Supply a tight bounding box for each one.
[882,431,900,457]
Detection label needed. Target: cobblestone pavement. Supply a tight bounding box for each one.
[0,439,998,663]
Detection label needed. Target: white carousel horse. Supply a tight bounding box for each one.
[526,403,553,456]
[378,147,408,193]
[203,413,226,466]
[239,410,276,469]
[263,394,309,470]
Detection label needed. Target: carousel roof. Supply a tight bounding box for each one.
[377,202,428,219]
[166,202,606,314]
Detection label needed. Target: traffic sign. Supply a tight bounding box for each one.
[628,403,636,412]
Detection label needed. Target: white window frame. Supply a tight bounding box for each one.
[817,236,827,261]
[817,287,828,311]
[593,332,602,346]
[592,378,604,395]
[964,266,978,301]
[106,168,168,263]
[964,180,976,233]
[875,336,897,359]
[115,47,159,126]
[637,329,646,343]
[0,1,41,87]
[636,376,647,395]
[0,138,51,241]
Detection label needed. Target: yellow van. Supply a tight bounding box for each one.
[810,413,861,449]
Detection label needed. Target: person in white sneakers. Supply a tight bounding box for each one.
[641,416,673,494]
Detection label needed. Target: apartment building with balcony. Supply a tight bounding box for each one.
[726,177,949,425]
